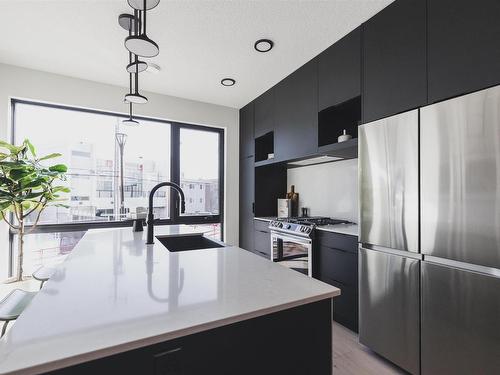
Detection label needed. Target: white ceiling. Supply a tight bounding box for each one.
[0,0,393,109]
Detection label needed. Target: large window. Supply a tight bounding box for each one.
[8,100,224,277]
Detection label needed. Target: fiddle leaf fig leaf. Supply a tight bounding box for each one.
[48,164,68,173]
[24,139,36,157]
[39,153,62,161]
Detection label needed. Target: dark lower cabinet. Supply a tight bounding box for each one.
[239,157,254,252]
[427,0,500,103]
[253,219,271,259]
[362,0,427,123]
[314,231,358,332]
[47,300,333,375]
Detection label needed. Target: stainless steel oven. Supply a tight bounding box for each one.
[269,221,313,277]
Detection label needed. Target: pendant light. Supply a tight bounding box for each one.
[125,0,159,57]
[122,103,140,126]
[123,10,148,104]
[125,10,148,73]
[125,69,148,104]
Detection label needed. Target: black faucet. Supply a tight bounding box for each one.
[146,182,186,244]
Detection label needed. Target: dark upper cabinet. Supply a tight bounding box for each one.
[254,88,275,138]
[239,103,254,159]
[428,0,500,103]
[275,59,318,161]
[362,0,427,123]
[318,27,361,111]
[239,156,254,251]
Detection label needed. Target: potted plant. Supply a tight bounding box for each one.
[0,139,70,282]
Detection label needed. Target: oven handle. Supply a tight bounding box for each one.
[270,231,312,246]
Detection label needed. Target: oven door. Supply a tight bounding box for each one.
[270,231,312,277]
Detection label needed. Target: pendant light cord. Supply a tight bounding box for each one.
[143,0,147,35]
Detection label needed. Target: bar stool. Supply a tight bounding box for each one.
[0,289,37,337]
[32,266,55,289]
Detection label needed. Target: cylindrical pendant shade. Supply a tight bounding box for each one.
[125,35,159,57]
[118,14,139,32]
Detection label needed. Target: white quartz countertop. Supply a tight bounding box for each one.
[0,225,339,375]
[316,223,359,237]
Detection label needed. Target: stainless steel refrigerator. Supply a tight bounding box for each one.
[420,85,500,374]
[358,109,421,375]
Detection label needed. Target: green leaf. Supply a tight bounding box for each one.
[52,186,71,193]
[0,141,19,154]
[24,139,36,157]
[49,164,68,173]
[0,201,11,211]
[10,168,35,181]
[25,192,45,199]
[38,153,62,161]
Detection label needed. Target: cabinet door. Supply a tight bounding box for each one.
[254,228,271,259]
[315,237,358,333]
[239,102,254,159]
[239,157,254,251]
[318,27,361,111]
[254,88,275,138]
[275,59,318,161]
[428,0,500,103]
[422,262,500,374]
[362,0,427,123]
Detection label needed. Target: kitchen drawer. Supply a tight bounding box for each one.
[254,219,270,233]
[315,231,357,254]
[328,280,358,333]
[316,245,358,287]
[254,229,271,258]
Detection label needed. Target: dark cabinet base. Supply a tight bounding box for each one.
[46,300,333,375]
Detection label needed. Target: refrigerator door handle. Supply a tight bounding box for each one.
[424,255,500,278]
[359,243,423,260]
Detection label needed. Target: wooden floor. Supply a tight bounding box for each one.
[333,322,406,375]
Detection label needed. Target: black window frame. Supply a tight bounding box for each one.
[8,99,224,275]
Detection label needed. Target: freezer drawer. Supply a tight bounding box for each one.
[420,85,500,269]
[359,248,420,375]
[358,110,419,252]
[422,261,500,374]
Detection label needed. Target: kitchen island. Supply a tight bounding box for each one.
[0,226,339,375]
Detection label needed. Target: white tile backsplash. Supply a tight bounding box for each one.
[286,159,358,223]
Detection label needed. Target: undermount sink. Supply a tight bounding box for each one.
[156,234,224,252]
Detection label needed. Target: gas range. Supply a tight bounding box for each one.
[269,216,352,277]
[269,216,352,237]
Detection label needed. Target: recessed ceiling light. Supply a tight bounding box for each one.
[221,78,236,87]
[146,62,161,74]
[254,39,274,53]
